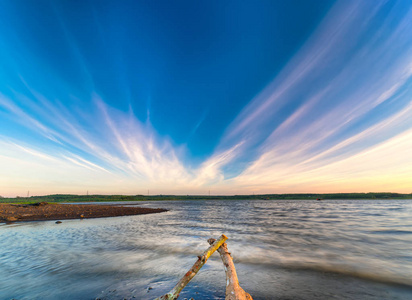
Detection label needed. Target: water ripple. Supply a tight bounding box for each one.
[1,199,412,299]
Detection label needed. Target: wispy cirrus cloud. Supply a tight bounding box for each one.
[0,87,242,196]
[1,0,412,196]
[213,0,412,191]
[230,127,412,194]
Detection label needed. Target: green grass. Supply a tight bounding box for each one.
[1,192,411,204]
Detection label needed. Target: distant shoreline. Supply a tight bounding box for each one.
[1,192,411,204]
[0,202,167,223]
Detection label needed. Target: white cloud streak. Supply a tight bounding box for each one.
[0,88,243,196]
[212,0,412,192]
[1,0,412,196]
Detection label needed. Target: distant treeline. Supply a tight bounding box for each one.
[1,192,411,203]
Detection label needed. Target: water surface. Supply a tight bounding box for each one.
[1,199,412,299]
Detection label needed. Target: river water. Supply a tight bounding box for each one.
[1,199,412,300]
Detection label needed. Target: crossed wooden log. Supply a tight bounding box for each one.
[154,234,252,300]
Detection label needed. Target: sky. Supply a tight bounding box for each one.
[0,0,412,197]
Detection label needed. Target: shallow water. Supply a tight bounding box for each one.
[1,199,412,300]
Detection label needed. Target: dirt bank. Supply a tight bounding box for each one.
[0,202,167,223]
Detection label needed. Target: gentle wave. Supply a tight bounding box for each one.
[236,258,412,289]
[371,230,412,235]
[1,199,412,300]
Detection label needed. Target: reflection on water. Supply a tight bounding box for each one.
[1,200,412,299]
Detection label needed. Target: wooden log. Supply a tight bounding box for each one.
[208,238,253,300]
[154,234,228,300]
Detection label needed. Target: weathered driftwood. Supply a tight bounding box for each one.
[208,238,253,300]
[154,234,228,300]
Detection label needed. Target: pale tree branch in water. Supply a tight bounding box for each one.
[208,238,253,300]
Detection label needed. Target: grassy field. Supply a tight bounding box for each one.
[1,192,411,204]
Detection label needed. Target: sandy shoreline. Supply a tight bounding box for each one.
[0,202,167,223]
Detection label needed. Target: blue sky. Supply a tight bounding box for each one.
[1,0,412,197]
